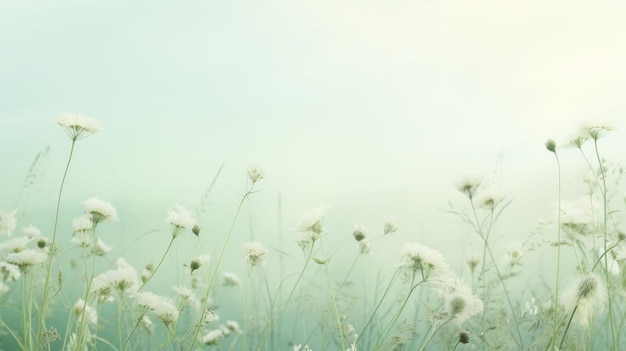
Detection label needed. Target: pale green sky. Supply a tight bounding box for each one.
[1,0,626,276]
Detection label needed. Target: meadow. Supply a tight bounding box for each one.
[0,114,625,351]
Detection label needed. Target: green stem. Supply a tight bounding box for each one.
[37,139,76,347]
[551,152,562,350]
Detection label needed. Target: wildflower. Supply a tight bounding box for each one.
[5,249,47,272]
[166,204,195,238]
[357,239,371,254]
[383,215,399,235]
[81,197,117,224]
[73,299,98,326]
[241,242,268,269]
[524,297,538,316]
[134,291,179,325]
[293,345,313,351]
[561,273,608,327]
[141,263,154,283]
[223,272,241,287]
[0,209,17,237]
[91,238,112,256]
[226,320,241,334]
[466,254,480,273]
[0,236,30,254]
[36,237,50,251]
[401,242,448,275]
[189,255,210,274]
[91,258,138,301]
[353,225,368,242]
[583,124,612,141]
[545,139,556,153]
[22,225,41,239]
[0,262,20,281]
[456,176,482,199]
[446,292,484,324]
[192,224,201,236]
[173,285,200,311]
[458,331,470,344]
[72,214,93,232]
[476,189,507,210]
[247,166,265,184]
[56,114,101,141]
[293,206,328,249]
[202,329,224,345]
[140,316,154,334]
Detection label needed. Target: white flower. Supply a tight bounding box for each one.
[504,242,524,267]
[353,225,368,242]
[91,259,138,301]
[73,299,98,326]
[72,214,93,232]
[476,189,507,209]
[5,249,47,271]
[223,272,241,287]
[140,316,154,334]
[294,345,313,351]
[294,206,327,234]
[173,285,200,311]
[357,239,371,254]
[561,273,608,327]
[22,225,41,239]
[202,329,224,345]
[247,166,265,184]
[56,114,101,141]
[0,262,20,281]
[0,209,17,237]
[401,242,448,274]
[226,320,241,334]
[134,291,179,325]
[81,197,118,223]
[446,292,484,324]
[166,204,195,238]
[91,238,112,256]
[0,236,31,255]
[524,298,538,316]
[241,242,268,269]
[456,176,482,199]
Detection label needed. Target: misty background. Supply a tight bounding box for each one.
[1,0,626,301]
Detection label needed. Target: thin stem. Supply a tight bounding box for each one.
[37,139,76,347]
[551,151,562,350]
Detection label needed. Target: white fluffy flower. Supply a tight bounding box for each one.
[22,225,41,239]
[73,299,98,326]
[173,285,200,311]
[0,236,31,255]
[401,242,448,274]
[294,206,327,234]
[223,272,241,287]
[445,291,484,324]
[456,176,482,199]
[383,215,399,235]
[0,262,21,281]
[202,329,224,345]
[166,204,196,238]
[5,249,47,271]
[247,166,265,184]
[56,114,101,141]
[241,242,268,269]
[91,258,138,301]
[91,238,112,256]
[135,291,179,325]
[81,197,117,224]
[0,210,17,237]
[226,320,241,334]
[561,273,608,327]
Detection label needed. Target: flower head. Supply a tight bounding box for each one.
[166,204,196,238]
[0,210,17,237]
[545,139,556,153]
[293,206,328,250]
[401,242,448,275]
[456,176,482,199]
[561,273,608,327]
[5,249,47,272]
[134,291,179,325]
[241,242,268,269]
[82,197,117,224]
[247,166,265,184]
[223,272,241,287]
[56,114,101,141]
[73,299,98,326]
[0,262,20,281]
[202,329,224,345]
[383,215,399,235]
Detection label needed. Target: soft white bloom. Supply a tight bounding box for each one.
[241,242,268,269]
[223,272,241,287]
[353,225,368,242]
[293,345,313,351]
[357,239,371,254]
[347,341,357,351]
[446,291,484,324]
[91,258,138,301]
[383,215,399,235]
[247,166,265,184]
[91,238,112,256]
[140,316,154,334]
[561,273,608,327]
[524,297,538,316]
[173,285,200,311]
[56,114,101,141]
[226,320,241,334]
[134,291,179,325]
[72,214,93,232]
[22,225,41,239]
[81,197,117,223]
[166,204,195,238]
[202,329,224,345]
[0,236,31,255]
[0,262,20,281]
[456,176,482,199]
[294,206,327,234]
[73,299,98,326]
[476,189,507,209]
[401,242,448,274]
[504,242,524,267]
[6,249,47,271]
[0,209,17,237]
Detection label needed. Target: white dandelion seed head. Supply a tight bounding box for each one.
[81,197,118,224]
[561,273,608,327]
[56,114,101,141]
